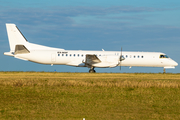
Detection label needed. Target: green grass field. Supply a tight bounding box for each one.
[0,72,180,120]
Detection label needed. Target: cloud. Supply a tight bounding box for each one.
[0,6,179,50]
[50,6,177,16]
[0,6,176,25]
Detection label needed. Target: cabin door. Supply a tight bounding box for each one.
[51,53,56,62]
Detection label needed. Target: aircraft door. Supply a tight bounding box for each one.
[51,53,56,62]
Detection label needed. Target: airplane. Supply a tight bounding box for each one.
[4,23,178,73]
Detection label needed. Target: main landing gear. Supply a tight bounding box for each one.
[89,67,96,73]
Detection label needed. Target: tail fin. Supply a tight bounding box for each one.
[6,24,29,52]
[5,23,64,56]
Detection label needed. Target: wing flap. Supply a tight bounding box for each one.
[85,54,101,65]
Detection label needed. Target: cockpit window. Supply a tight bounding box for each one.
[160,54,169,58]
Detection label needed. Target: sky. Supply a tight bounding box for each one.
[0,0,180,73]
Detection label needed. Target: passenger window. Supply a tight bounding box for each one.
[134,56,136,58]
[138,56,139,58]
[81,55,83,57]
[70,54,72,57]
[74,54,76,57]
[77,54,79,57]
[126,55,128,58]
[141,56,144,58]
[66,54,68,56]
[58,54,60,56]
[62,54,64,56]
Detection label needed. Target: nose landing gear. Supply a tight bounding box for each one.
[163,68,166,73]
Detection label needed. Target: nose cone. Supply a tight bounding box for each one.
[171,59,178,66]
[174,61,178,66]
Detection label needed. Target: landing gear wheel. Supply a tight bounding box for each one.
[89,68,96,73]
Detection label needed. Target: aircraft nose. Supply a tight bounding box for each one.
[174,61,178,66]
[172,60,178,66]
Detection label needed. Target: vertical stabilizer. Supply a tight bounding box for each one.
[6,24,29,52]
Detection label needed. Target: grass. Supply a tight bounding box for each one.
[0,72,180,119]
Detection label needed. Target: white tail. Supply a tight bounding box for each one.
[5,23,64,56]
[6,24,29,52]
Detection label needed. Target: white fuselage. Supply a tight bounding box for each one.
[13,49,178,68]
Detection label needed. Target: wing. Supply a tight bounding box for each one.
[85,54,101,65]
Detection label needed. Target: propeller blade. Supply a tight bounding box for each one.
[120,47,122,70]
[117,47,125,70]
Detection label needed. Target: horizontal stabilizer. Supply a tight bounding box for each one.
[4,52,14,57]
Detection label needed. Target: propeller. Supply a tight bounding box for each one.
[119,47,125,70]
